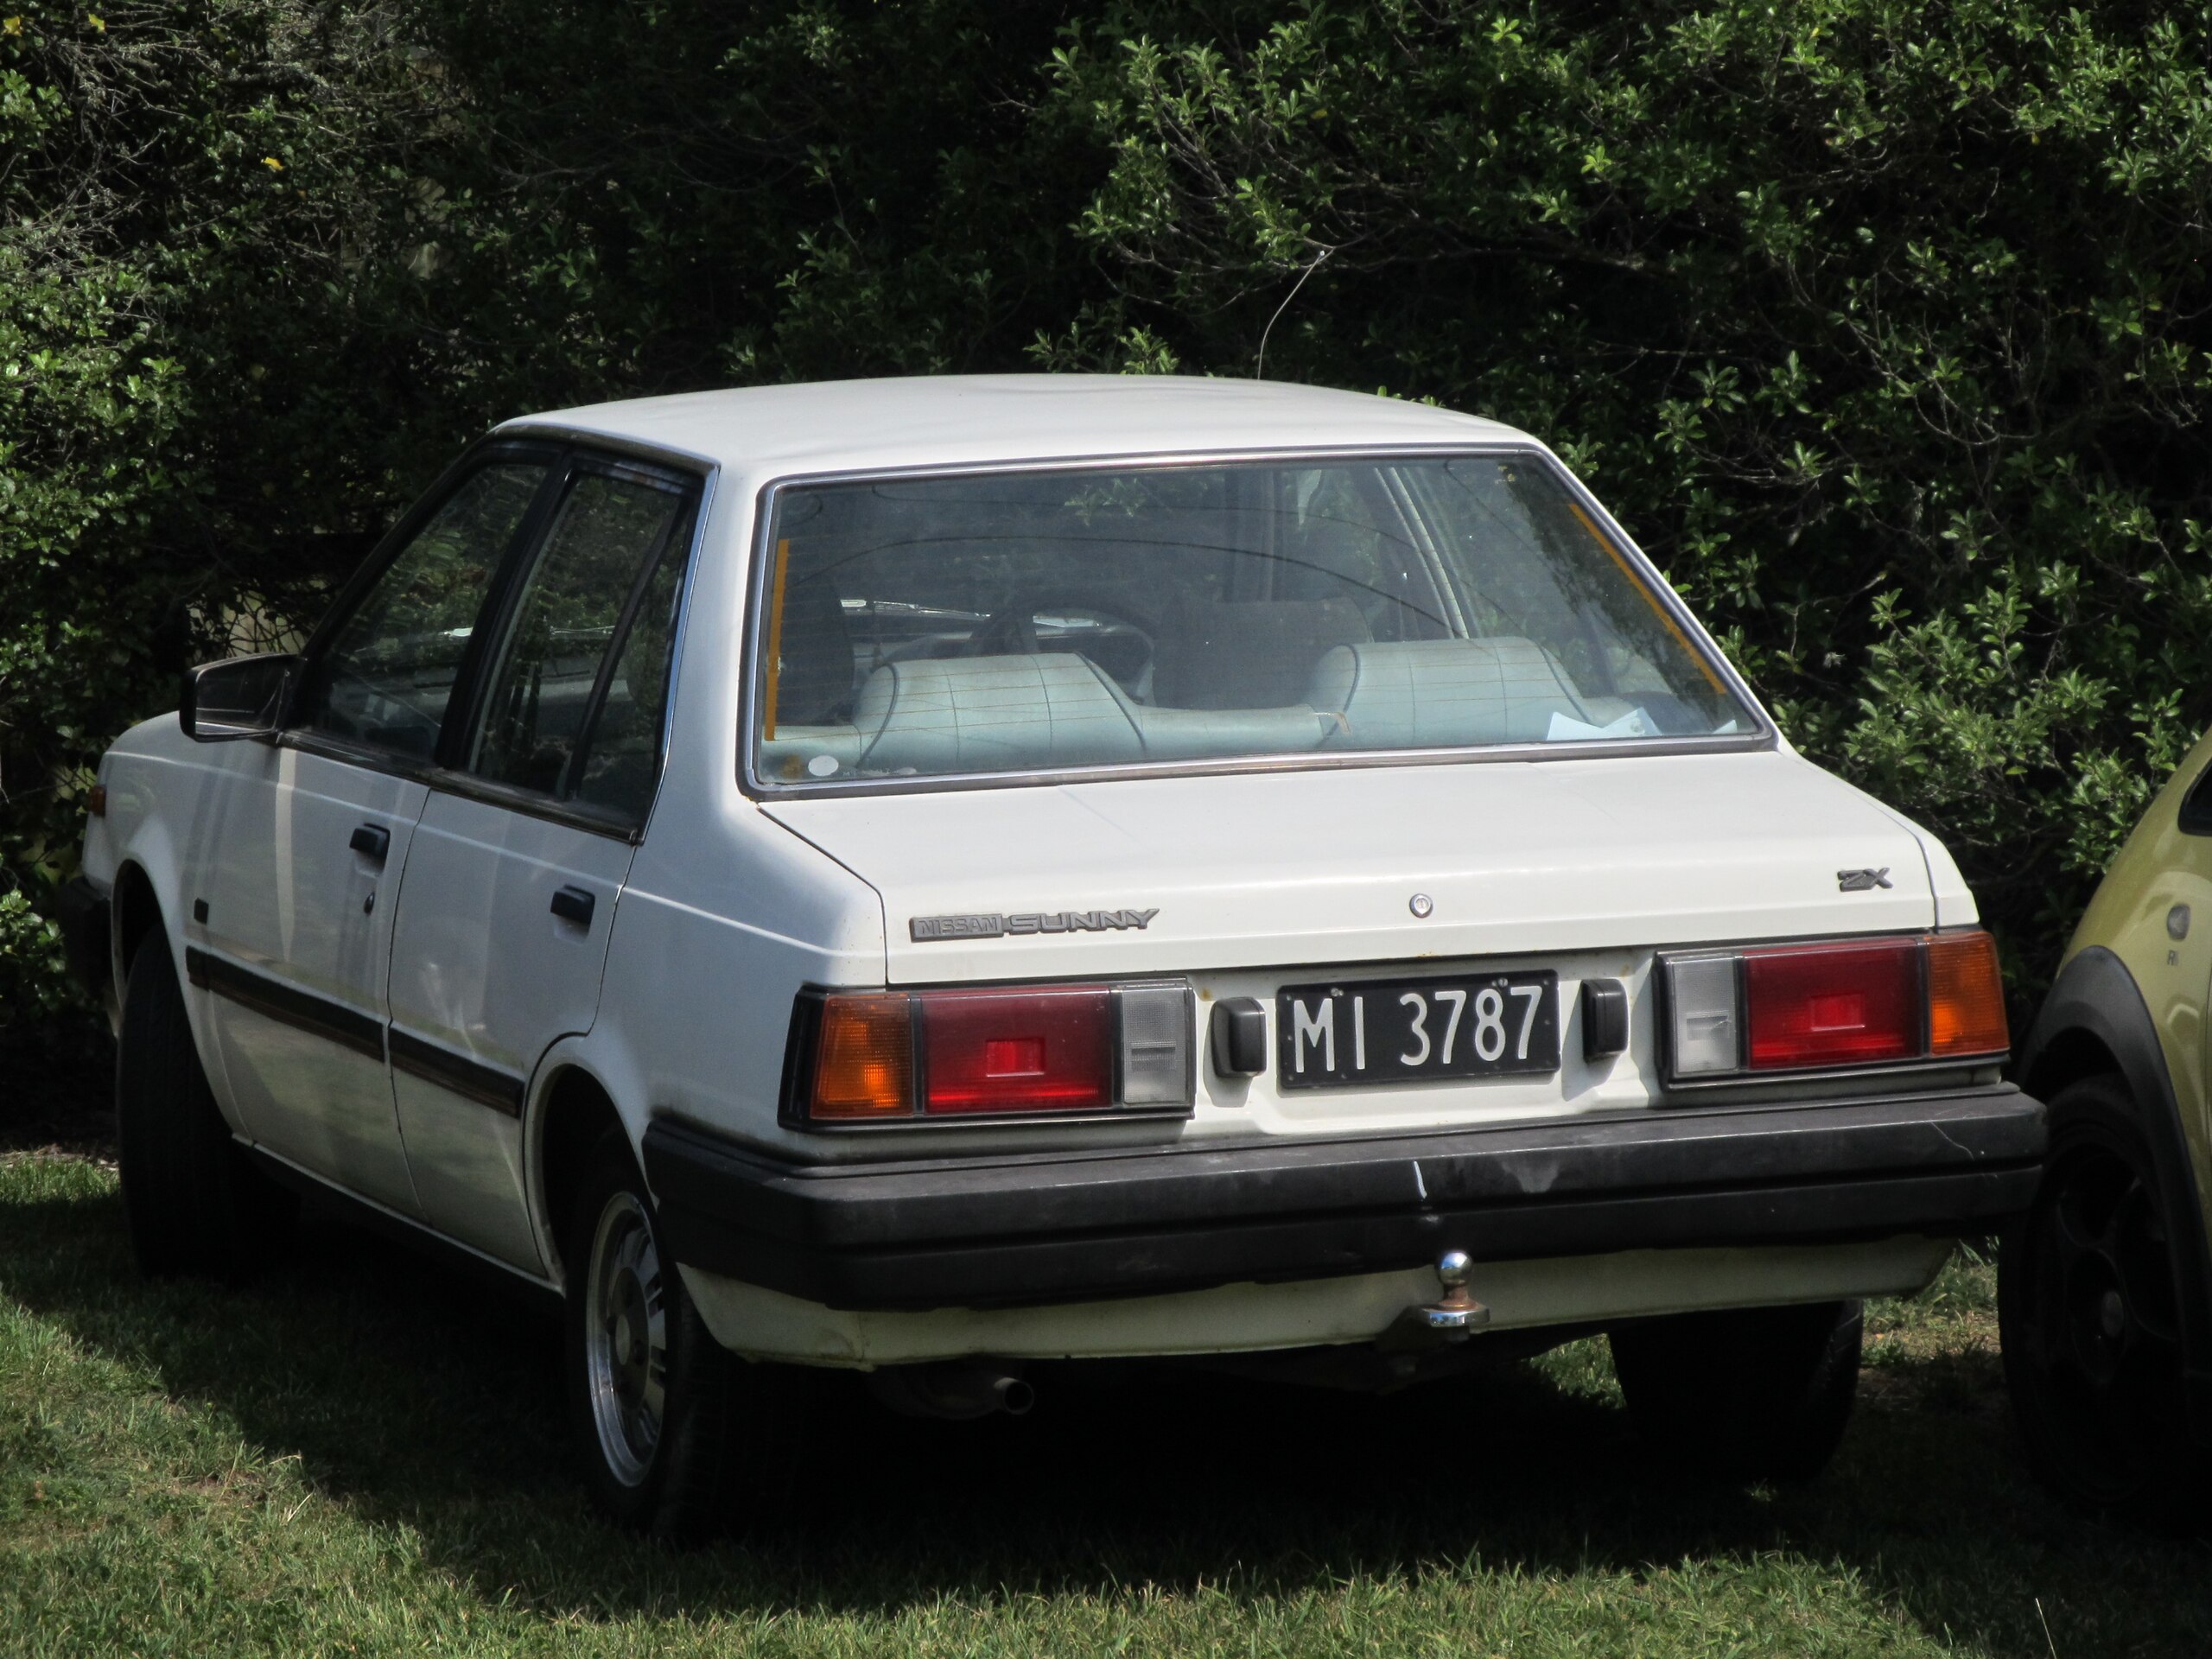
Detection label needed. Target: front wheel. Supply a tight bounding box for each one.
[1609,1300,1862,1482]
[1999,1074,2204,1522]
[115,927,294,1281]
[563,1129,800,1539]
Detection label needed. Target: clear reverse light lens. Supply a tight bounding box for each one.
[1116,983,1192,1105]
[1667,956,1741,1076]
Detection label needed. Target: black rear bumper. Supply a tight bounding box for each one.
[643,1084,2044,1312]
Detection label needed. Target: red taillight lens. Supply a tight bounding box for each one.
[921,987,1112,1114]
[1744,938,1922,1071]
[1928,930,2009,1057]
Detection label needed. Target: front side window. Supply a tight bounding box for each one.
[302,461,549,759]
[469,468,693,819]
[752,454,1758,787]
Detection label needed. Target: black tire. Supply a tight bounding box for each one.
[115,928,295,1281]
[1609,1300,1863,1482]
[1999,1073,2207,1522]
[563,1128,801,1540]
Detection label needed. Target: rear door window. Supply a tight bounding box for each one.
[467,464,695,823]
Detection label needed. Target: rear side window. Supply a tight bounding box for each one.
[751,453,1757,788]
[301,461,548,759]
[468,467,693,822]
[570,521,690,821]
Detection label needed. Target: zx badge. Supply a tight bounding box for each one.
[1837,868,1893,892]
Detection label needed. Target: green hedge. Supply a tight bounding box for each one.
[4,0,2209,1037]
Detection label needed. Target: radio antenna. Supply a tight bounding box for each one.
[1255,246,1335,380]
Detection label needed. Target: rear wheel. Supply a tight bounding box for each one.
[1999,1074,2204,1521]
[563,1129,802,1539]
[1610,1300,1862,1482]
[115,928,294,1281]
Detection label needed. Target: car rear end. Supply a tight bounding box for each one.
[654,767,2034,1367]
[634,430,2043,1377]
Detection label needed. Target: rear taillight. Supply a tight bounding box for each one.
[785,982,1193,1127]
[1745,938,1921,1070]
[922,987,1113,1113]
[1661,931,2006,1083]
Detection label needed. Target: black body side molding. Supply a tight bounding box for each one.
[183,945,385,1062]
[2018,944,2212,1441]
[389,1028,527,1116]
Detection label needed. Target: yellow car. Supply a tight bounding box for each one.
[2007,730,2212,1515]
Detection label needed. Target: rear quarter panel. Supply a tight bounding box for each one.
[599,802,886,1158]
[588,463,887,1162]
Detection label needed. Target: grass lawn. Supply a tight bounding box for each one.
[3,1140,2209,1657]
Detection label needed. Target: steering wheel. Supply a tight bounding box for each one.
[964,606,1041,658]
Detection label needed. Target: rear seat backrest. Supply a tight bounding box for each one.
[854,654,1146,774]
[1306,639,1591,747]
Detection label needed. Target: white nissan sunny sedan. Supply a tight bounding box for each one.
[61,375,2044,1535]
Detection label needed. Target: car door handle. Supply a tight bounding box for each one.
[550,886,595,927]
[348,823,391,864]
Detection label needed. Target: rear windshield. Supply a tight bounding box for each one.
[751,453,1758,786]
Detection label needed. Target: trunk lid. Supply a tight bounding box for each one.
[761,749,1938,986]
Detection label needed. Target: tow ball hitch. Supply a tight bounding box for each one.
[1380,1249,1491,1353]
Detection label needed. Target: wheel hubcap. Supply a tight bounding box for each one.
[2023,1140,2183,1485]
[583,1189,667,1488]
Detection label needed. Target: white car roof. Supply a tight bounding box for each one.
[497,374,1529,477]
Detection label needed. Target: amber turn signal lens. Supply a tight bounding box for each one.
[1927,931,2008,1058]
[810,993,914,1117]
[86,784,107,818]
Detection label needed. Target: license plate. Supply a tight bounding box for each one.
[1276,971,1560,1089]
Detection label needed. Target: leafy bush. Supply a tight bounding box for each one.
[1032,0,2212,991]
[3,0,2209,1042]
[0,0,462,923]
[0,888,67,1034]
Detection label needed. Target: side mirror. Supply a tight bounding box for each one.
[180,653,302,742]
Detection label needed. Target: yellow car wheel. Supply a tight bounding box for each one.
[1999,1075,2201,1520]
